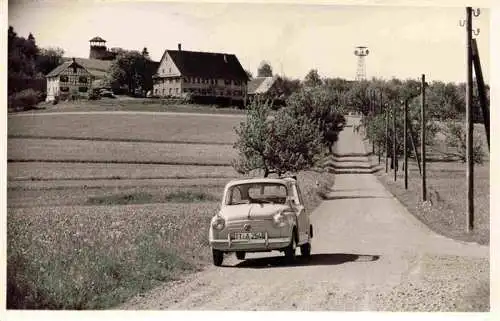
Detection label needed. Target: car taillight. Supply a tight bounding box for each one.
[211,216,225,230]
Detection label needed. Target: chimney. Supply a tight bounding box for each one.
[178,43,181,51]
[72,57,77,73]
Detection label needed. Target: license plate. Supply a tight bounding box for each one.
[233,232,264,240]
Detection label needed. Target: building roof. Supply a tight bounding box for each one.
[90,36,106,42]
[46,60,90,77]
[52,57,113,78]
[248,76,276,95]
[162,49,248,81]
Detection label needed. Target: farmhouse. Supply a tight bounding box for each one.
[45,58,109,101]
[153,44,249,102]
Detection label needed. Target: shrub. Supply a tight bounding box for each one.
[444,121,485,164]
[8,89,41,110]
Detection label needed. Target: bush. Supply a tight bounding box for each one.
[444,121,485,164]
[8,89,42,110]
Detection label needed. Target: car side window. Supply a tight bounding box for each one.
[230,187,243,205]
[294,184,304,206]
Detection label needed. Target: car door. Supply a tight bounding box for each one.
[292,183,309,244]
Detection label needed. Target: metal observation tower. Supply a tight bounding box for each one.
[354,46,369,81]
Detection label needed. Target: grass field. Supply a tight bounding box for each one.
[9,112,242,144]
[7,110,335,309]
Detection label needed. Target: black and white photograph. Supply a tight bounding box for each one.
[2,0,497,317]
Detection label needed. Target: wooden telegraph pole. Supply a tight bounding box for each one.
[385,106,389,173]
[421,74,427,201]
[392,103,397,182]
[471,38,490,151]
[404,99,408,189]
[378,91,383,164]
[465,7,474,231]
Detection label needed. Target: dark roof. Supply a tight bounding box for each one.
[164,50,248,81]
[61,57,112,78]
[90,36,106,42]
[46,60,89,77]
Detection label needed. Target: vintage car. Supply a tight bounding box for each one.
[208,177,313,266]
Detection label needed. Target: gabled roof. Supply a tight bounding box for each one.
[46,60,90,77]
[46,57,113,79]
[248,76,276,95]
[162,49,248,81]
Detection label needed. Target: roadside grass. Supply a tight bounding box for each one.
[8,139,237,166]
[8,111,242,144]
[376,161,489,245]
[7,202,218,309]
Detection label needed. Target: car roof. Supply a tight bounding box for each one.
[225,177,295,188]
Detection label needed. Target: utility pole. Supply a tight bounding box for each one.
[404,99,408,189]
[378,91,383,164]
[471,38,489,151]
[385,106,389,173]
[465,7,474,231]
[393,103,397,182]
[421,74,427,201]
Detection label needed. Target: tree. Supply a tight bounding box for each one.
[36,47,65,75]
[286,87,346,153]
[303,69,322,87]
[232,98,322,177]
[108,50,153,95]
[257,61,273,77]
[444,121,485,164]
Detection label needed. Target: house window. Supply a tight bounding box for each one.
[60,86,70,92]
[176,88,179,94]
[224,79,231,85]
[79,86,88,93]
[162,89,165,95]
[201,89,206,95]
[60,75,69,82]
[169,88,172,94]
[169,68,171,73]
[155,89,158,94]
[183,88,189,93]
[184,77,189,83]
[79,76,87,83]
[176,78,179,83]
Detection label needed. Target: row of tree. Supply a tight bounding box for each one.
[250,61,489,123]
[8,26,65,96]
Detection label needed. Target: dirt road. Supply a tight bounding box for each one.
[122,118,489,311]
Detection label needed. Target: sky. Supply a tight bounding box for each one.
[8,0,491,83]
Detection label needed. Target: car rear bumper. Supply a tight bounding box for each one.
[210,234,291,252]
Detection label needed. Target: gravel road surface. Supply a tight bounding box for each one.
[120,117,489,311]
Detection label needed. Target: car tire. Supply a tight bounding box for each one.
[300,242,311,258]
[213,249,224,266]
[284,232,297,263]
[236,251,246,260]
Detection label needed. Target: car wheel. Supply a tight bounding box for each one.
[284,233,297,262]
[300,242,311,258]
[213,249,224,266]
[236,251,246,260]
